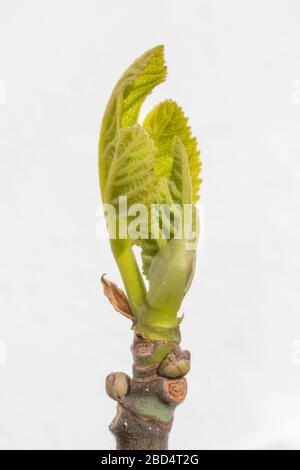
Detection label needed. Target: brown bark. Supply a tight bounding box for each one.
[110,404,170,450]
[106,335,190,450]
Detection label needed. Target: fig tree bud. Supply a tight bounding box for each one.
[105,372,130,401]
[158,348,191,378]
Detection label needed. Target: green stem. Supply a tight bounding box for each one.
[110,239,146,313]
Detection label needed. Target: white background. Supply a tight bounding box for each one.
[0,0,300,450]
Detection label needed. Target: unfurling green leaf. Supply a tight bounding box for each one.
[141,140,198,314]
[104,125,156,207]
[143,100,201,202]
[169,136,193,205]
[99,46,166,196]
[140,136,196,279]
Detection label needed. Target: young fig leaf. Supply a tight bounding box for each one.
[104,125,156,207]
[99,46,166,196]
[143,99,201,202]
